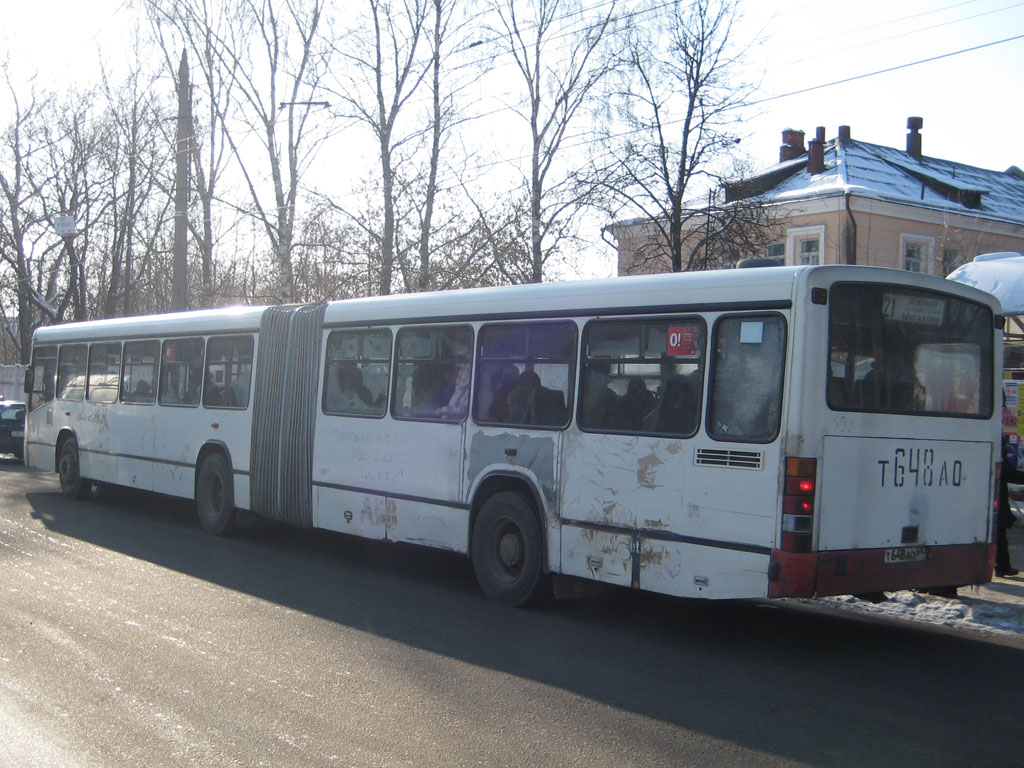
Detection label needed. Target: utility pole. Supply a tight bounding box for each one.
[54,215,85,321]
[172,50,192,312]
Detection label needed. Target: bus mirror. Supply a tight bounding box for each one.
[23,367,33,395]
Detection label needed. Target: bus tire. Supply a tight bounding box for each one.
[196,453,236,536]
[471,491,548,607]
[58,437,92,501]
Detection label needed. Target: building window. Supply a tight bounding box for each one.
[942,248,962,276]
[766,243,784,260]
[797,238,820,265]
[899,234,935,274]
[786,226,825,266]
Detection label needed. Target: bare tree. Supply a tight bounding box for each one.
[487,0,620,283]
[146,0,244,307]
[147,0,337,304]
[0,75,61,361]
[328,0,434,296]
[602,0,756,272]
[413,0,457,292]
[91,63,176,318]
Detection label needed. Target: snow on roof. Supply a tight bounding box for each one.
[749,137,1024,226]
[947,252,1024,315]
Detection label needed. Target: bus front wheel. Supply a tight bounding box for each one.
[471,491,549,607]
[196,453,236,536]
[58,437,92,500]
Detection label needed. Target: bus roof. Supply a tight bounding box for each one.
[32,304,268,344]
[30,265,1001,344]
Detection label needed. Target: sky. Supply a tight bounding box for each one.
[739,0,1024,173]
[2,0,1021,171]
[0,0,1022,280]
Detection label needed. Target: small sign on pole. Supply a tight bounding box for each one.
[53,215,77,237]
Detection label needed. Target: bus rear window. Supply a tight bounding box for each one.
[828,284,993,417]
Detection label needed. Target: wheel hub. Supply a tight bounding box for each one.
[498,531,523,569]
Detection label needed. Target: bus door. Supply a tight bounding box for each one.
[26,344,59,466]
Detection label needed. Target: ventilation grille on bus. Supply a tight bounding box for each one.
[694,448,763,470]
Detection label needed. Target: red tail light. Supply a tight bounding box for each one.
[781,457,817,552]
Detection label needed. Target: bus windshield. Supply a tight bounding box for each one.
[828,283,993,417]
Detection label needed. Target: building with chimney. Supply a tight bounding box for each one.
[606,118,1024,276]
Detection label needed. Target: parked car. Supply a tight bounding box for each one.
[0,399,25,460]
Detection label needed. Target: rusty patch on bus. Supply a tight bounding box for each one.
[639,547,667,567]
[467,431,557,505]
[637,451,664,488]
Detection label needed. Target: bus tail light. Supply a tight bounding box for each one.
[781,457,817,552]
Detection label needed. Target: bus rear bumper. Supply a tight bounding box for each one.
[768,543,992,598]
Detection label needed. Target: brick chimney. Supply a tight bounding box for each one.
[780,129,806,162]
[906,116,923,160]
[805,126,825,174]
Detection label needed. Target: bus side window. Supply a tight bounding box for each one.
[323,329,391,417]
[56,344,87,402]
[579,319,704,437]
[473,322,575,429]
[87,342,122,403]
[159,338,205,407]
[708,315,786,442]
[30,345,58,408]
[204,335,254,410]
[392,326,473,422]
[121,340,159,405]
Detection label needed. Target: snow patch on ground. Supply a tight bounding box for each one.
[795,582,1024,638]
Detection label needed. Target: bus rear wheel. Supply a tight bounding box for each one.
[471,491,548,607]
[196,453,236,536]
[58,437,92,500]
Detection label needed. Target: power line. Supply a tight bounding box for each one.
[428,30,1024,185]
[780,1,1024,69]
[751,32,1024,105]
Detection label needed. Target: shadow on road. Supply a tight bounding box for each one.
[13,464,1024,767]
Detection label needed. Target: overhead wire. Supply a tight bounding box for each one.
[779,1,1024,69]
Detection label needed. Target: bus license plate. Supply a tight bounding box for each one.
[884,546,928,564]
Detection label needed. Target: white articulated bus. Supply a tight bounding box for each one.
[24,266,1002,605]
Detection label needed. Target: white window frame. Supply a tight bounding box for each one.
[786,225,825,266]
[899,234,935,275]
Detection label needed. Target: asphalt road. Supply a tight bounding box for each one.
[1,459,1022,768]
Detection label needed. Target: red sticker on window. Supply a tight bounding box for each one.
[667,326,697,356]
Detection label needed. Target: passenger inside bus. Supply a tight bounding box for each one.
[484,365,522,421]
[505,370,540,423]
[332,364,377,413]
